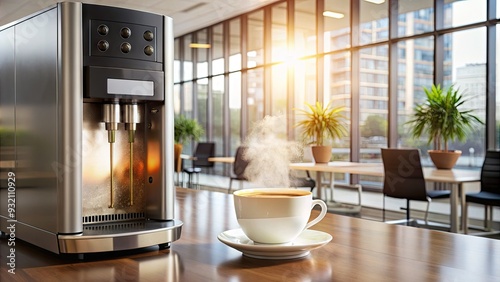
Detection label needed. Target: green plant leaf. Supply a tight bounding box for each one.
[174,115,204,145]
[405,84,484,151]
[294,101,348,146]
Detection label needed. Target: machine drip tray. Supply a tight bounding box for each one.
[58,219,183,253]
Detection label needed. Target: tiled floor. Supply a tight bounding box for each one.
[180,172,500,237]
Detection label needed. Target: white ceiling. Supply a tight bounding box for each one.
[0,0,280,37]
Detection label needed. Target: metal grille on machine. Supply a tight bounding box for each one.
[83,212,145,224]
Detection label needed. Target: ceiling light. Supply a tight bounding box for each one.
[364,0,385,4]
[189,43,211,48]
[323,11,344,19]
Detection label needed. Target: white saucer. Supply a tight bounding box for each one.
[217,229,332,260]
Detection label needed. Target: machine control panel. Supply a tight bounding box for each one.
[90,20,157,61]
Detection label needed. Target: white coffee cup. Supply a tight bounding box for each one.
[233,188,327,244]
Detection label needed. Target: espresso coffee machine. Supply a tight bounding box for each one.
[0,2,182,254]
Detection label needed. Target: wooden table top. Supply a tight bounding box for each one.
[1,188,499,281]
[181,154,235,163]
[208,156,235,163]
[290,161,481,183]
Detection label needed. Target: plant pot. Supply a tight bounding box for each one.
[428,150,462,169]
[311,145,332,163]
[174,143,183,173]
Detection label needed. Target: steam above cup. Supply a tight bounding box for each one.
[233,188,327,244]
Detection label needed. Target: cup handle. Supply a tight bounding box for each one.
[305,199,327,230]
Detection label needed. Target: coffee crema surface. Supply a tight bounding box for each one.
[235,190,309,198]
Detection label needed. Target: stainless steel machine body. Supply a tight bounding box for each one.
[0,2,182,254]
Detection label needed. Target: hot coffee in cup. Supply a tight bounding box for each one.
[233,188,327,244]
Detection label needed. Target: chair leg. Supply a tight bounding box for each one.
[355,184,362,206]
[406,199,410,224]
[485,205,492,231]
[228,179,233,193]
[424,197,431,224]
[328,173,334,202]
[382,195,386,222]
[463,202,469,234]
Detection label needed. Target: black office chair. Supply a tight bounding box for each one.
[381,148,450,226]
[183,142,215,189]
[463,150,500,234]
[228,146,250,193]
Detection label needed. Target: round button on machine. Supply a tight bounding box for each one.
[121,42,132,53]
[121,27,131,38]
[143,30,154,41]
[97,24,109,36]
[144,45,154,56]
[97,40,109,52]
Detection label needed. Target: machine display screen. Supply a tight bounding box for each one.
[107,78,154,96]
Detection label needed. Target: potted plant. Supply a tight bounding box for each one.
[174,115,204,172]
[406,84,484,169]
[295,101,348,163]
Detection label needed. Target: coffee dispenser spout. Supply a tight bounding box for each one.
[124,104,139,206]
[103,103,121,208]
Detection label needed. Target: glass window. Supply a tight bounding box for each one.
[248,11,264,67]
[442,28,486,166]
[229,72,242,153]
[444,0,486,28]
[397,37,434,163]
[294,58,317,139]
[324,0,350,52]
[183,35,193,81]
[174,38,180,83]
[212,24,224,75]
[324,51,351,161]
[182,82,194,152]
[212,75,225,156]
[197,78,208,137]
[359,46,388,165]
[195,29,208,79]
[247,67,264,127]
[183,82,193,117]
[359,0,388,45]
[295,0,316,57]
[172,0,495,183]
[498,1,500,19]
[272,2,287,62]
[229,19,241,72]
[398,0,433,37]
[174,84,181,114]
[271,63,288,115]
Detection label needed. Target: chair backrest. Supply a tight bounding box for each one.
[233,146,250,179]
[193,142,215,168]
[381,148,427,201]
[481,150,500,193]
